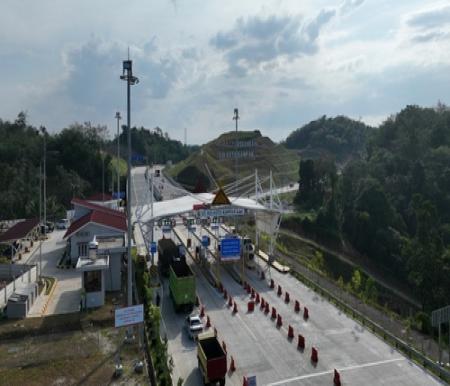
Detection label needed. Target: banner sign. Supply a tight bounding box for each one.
[199,208,245,218]
[115,304,144,328]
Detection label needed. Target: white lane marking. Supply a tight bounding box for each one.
[267,357,405,385]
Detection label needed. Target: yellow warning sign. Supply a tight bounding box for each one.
[212,188,231,206]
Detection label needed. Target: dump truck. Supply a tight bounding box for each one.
[158,238,179,277]
[169,258,195,312]
[197,332,227,386]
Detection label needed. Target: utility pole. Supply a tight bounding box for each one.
[233,108,239,196]
[102,149,105,201]
[41,126,47,248]
[120,59,139,307]
[39,162,42,281]
[115,112,122,199]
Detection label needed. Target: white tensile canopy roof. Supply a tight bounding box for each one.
[138,192,271,222]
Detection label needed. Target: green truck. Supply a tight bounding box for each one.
[197,332,227,386]
[169,258,196,312]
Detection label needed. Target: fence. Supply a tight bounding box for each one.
[0,264,37,309]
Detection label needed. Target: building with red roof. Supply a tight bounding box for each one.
[64,198,127,309]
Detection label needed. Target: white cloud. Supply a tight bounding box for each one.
[0,0,449,143]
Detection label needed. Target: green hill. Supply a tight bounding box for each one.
[285,115,372,164]
[167,130,299,192]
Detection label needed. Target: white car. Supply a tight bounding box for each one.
[185,314,204,340]
[55,219,70,229]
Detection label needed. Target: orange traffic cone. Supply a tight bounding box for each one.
[288,325,294,339]
[243,376,248,386]
[277,285,282,296]
[228,296,233,307]
[277,314,283,327]
[311,347,318,363]
[285,292,290,303]
[200,305,205,317]
[206,315,211,328]
[303,307,309,320]
[233,301,238,314]
[294,300,300,312]
[298,334,305,350]
[334,369,341,386]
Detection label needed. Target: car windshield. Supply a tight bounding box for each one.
[190,319,201,326]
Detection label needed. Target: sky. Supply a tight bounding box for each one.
[1,0,450,144]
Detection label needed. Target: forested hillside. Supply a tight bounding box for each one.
[285,115,372,163]
[120,126,198,165]
[292,105,450,311]
[0,113,194,220]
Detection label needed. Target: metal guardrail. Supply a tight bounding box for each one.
[289,267,450,383]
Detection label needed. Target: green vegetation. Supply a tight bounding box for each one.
[285,115,372,163]
[120,126,198,165]
[0,113,194,220]
[288,105,450,312]
[134,253,172,386]
[167,130,299,191]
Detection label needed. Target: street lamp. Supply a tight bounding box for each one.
[115,112,122,200]
[39,126,46,283]
[120,59,139,307]
[232,108,239,196]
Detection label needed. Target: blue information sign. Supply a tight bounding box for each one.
[150,242,157,254]
[112,191,125,199]
[220,238,241,261]
[202,235,209,247]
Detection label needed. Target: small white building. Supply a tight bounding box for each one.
[64,198,127,309]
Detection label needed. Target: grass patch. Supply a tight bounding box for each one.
[42,276,56,296]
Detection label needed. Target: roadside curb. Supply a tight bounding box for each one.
[41,277,58,316]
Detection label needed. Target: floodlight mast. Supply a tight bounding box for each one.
[120,59,139,307]
[233,108,239,196]
[115,111,122,200]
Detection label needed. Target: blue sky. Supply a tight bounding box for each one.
[1,0,450,143]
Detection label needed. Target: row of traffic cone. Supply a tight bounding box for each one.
[268,280,310,321]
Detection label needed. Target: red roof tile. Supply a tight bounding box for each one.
[71,198,125,218]
[0,218,39,243]
[63,210,126,239]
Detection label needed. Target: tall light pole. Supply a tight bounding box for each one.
[120,59,139,307]
[115,112,122,200]
[233,108,239,196]
[40,126,47,244]
[39,162,42,281]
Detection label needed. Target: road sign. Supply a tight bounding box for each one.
[220,237,241,261]
[131,154,145,162]
[199,207,245,218]
[162,225,172,233]
[432,305,450,327]
[247,376,257,386]
[212,188,231,205]
[211,224,219,230]
[202,235,209,247]
[112,191,125,199]
[150,242,157,254]
[115,304,144,328]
